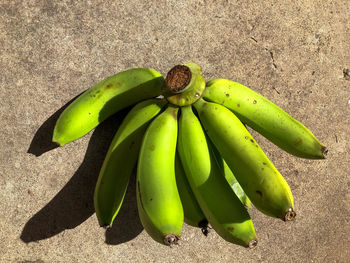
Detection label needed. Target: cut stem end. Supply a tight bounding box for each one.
[165,65,191,93]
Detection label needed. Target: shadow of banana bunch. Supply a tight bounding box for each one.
[22,101,142,245]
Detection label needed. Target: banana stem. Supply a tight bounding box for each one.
[164,62,206,106]
[165,65,192,93]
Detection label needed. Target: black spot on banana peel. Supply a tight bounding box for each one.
[256,190,263,197]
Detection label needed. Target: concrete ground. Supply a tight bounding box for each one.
[1,1,349,262]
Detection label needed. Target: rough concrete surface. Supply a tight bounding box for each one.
[1,1,349,262]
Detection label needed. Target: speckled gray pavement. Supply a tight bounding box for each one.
[1,1,349,262]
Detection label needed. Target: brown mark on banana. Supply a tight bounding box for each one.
[294,138,302,146]
[106,82,121,89]
[227,226,234,232]
[137,180,144,210]
[129,141,135,149]
[171,108,178,120]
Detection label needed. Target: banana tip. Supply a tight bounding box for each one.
[198,219,210,236]
[248,238,258,249]
[52,137,64,147]
[321,146,328,159]
[52,141,62,147]
[284,207,296,221]
[163,234,180,246]
[101,224,112,229]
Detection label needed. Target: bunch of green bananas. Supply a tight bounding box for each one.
[53,62,326,248]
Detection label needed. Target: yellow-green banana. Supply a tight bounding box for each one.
[94,99,167,227]
[53,68,165,146]
[203,79,326,159]
[175,152,209,234]
[178,106,257,248]
[194,99,295,221]
[136,105,184,246]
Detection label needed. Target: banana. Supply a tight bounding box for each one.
[136,105,184,246]
[203,79,326,159]
[53,68,165,146]
[178,105,257,248]
[94,98,167,227]
[222,160,251,208]
[175,152,209,235]
[194,99,296,221]
[210,141,251,208]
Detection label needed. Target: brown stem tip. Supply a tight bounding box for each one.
[198,219,210,236]
[102,224,112,229]
[321,145,328,159]
[163,234,180,246]
[284,207,297,221]
[165,65,191,93]
[248,238,258,249]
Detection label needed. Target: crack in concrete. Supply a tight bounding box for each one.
[265,48,277,69]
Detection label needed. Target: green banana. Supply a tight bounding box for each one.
[136,105,184,246]
[194,99,295,221]
[210,141,251,208]
[94,98,167,227]
[175,152,209,234]
[203,79,326,159]
[53,68,165,146]
[178,106,257,248]
[222,160,251,208]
